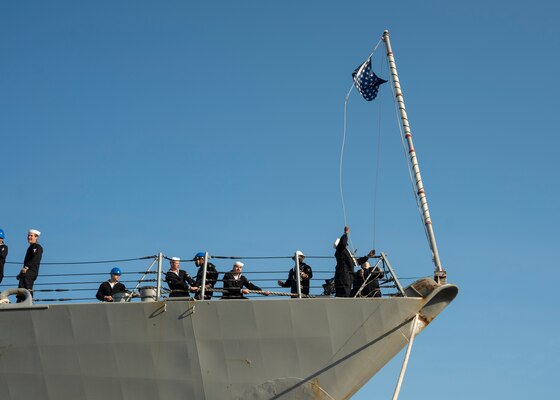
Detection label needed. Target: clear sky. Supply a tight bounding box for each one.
[1,1,559,399]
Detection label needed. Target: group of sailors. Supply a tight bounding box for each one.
[0,226,384,303]
[0,228,43,303]
[333,226,384,298]
[96,226,384,302]
[96,253,272,301]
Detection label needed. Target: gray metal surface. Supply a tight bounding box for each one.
[0,283,457,400]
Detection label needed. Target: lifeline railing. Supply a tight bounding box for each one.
[0,251,414,304]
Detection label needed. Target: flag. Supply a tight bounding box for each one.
[352,58,387,101]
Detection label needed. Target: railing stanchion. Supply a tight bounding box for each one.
[200,252,208,300]
[381,252,405,296]
[295,251,302,299]
[156,252,163,300]
[132,257,158,293]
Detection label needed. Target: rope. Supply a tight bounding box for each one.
[210,255,293,260]
[341,83,355,229]
[161,287,313,298]
[0,271,157,280]
[4,254,333,271]
[31,294,158,302]
[5,255,156,266]
[206,288,314,298]
[11,279,158,287]
[340,38,383,251]
[249,289,313,298]
[33,297,94,302]
[164,254,293,262]
[372,50,386,250]
[392,314,420,400]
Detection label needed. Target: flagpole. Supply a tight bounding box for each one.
[382,30,447,284]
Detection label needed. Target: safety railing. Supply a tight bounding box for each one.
[0,251,417,304]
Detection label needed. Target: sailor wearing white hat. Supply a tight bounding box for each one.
[334,226,377,298]
[334,226,354,297]
[278,250,313,296]
[17,228,44,302]
[165,256,198,298]
[222,261,269,299]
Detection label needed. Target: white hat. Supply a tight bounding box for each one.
[333,238,340,249]
[233,261,244,268]
[28,229,41,236]
[171,257,180,261]
[295,250,305,257]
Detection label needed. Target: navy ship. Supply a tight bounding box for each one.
[0,31,458,400]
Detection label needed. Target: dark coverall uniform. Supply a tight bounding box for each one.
[0,243,7,284]
[334,234,369,297]
[17,242,43,302]
[352,265,384,297]
[195,262,219,300]
[96,281,127,301]
[165,269,197,298]
[222,272,262,299]
[280,262,313,296]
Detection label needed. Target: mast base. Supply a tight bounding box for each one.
[434,270,447,285]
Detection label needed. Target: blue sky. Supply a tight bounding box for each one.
[1,1,559,399]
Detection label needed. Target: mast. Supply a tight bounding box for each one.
[382,30,447,284]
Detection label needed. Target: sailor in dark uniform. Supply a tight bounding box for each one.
[0,228,7,284]
[222,262,269,299]
[277,250,313,296]
[193,252,219,300]
[96,267,127,301]
[17,229,43,302]
[334,227,355,297]
[334,226,376,297]
[352,261,384,297]
[165,257,198,298]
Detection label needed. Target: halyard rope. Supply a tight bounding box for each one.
[340,38,382,251]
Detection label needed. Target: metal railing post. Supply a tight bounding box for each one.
[381,253,405,296]
[200,252,208,300]
[132,257,158,293]
[156,252,163,300]
[295,251,302,299]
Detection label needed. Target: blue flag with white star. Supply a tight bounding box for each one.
[352,58,387,101]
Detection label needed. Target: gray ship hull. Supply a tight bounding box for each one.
[0,283,457,400]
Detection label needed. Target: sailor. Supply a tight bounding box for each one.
[0,228,7,284]
[334,226,375,297]
[352,260,384,297]
[277,250,313,297]
[96,267,127,302]
[222,261,269,299]
[165,257,198,298]
[16,229,43,303]
[334,226,354,297]
[193,252,219,300]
